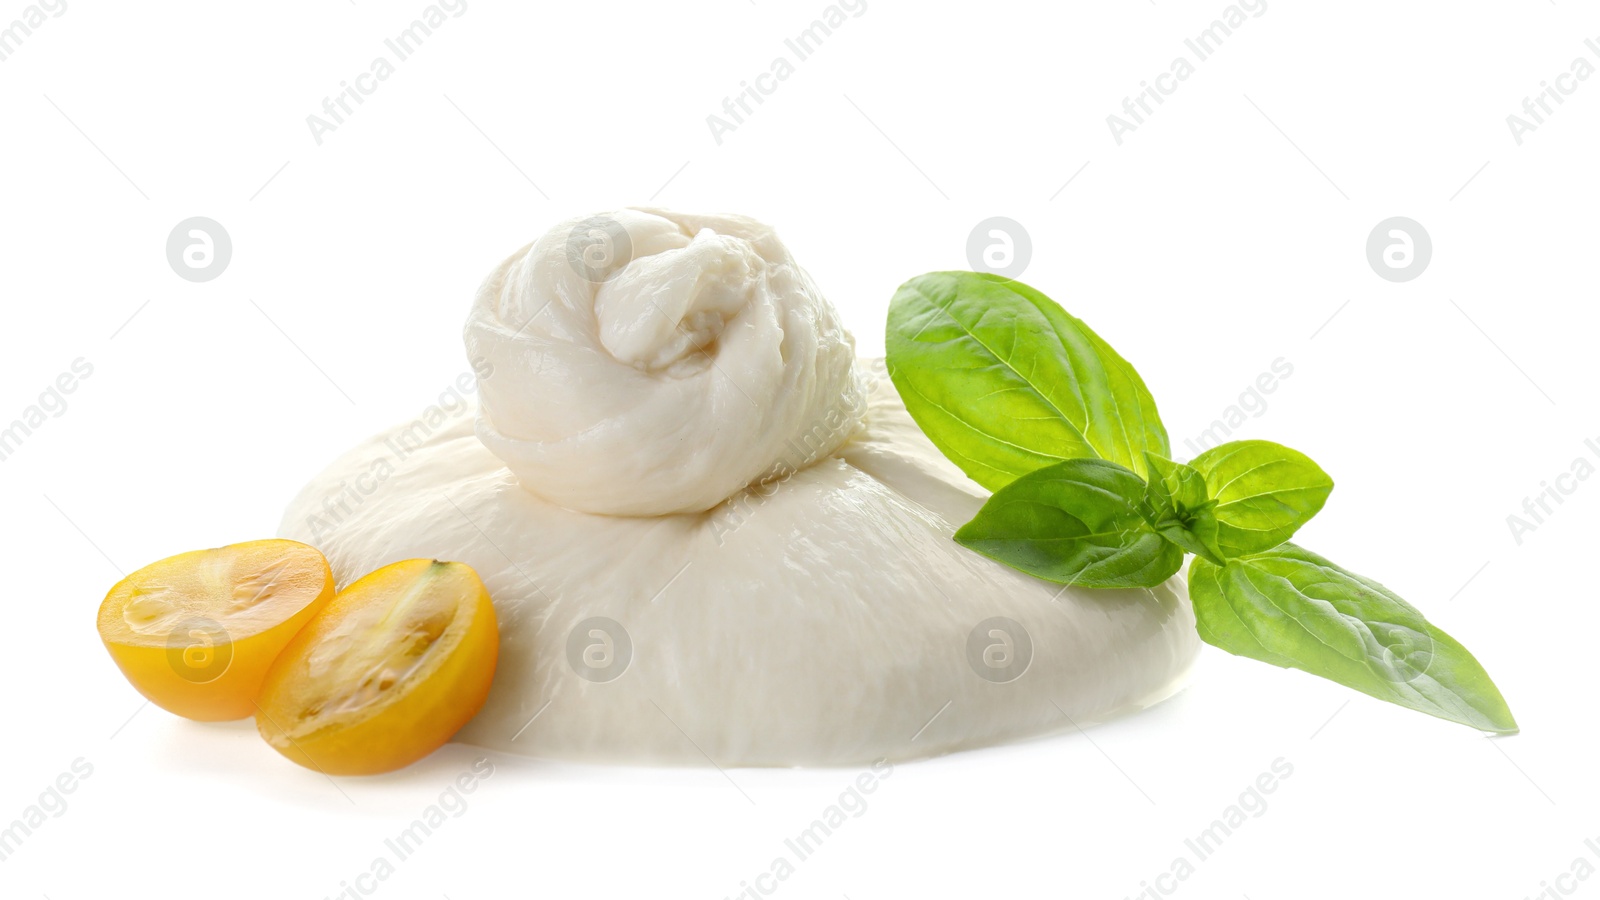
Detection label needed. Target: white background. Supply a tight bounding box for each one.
[2,1,1597,898]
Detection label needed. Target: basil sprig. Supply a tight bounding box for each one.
[1140,452,1224,565]
[953,458,1183,589]
[886,271,1516,733]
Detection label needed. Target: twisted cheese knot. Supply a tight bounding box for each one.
[465,208,864,517]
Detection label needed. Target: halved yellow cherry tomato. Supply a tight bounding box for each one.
[97,540,335,721]
[254,559,499,776]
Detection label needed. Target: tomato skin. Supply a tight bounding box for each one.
[96,540,334,722]
[254,559,500,776]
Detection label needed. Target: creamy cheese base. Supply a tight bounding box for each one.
[280,209,1199,766]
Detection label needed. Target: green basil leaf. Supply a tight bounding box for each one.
[1143,452,1210,516]
[886,271,1168,489]
[1186,440,1333,557]
[1188,543,1517,733]
[1140,452,1224,564]
[954,458,1183,588]
[1139,454,1222,560]
[1152,524,1220,566]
